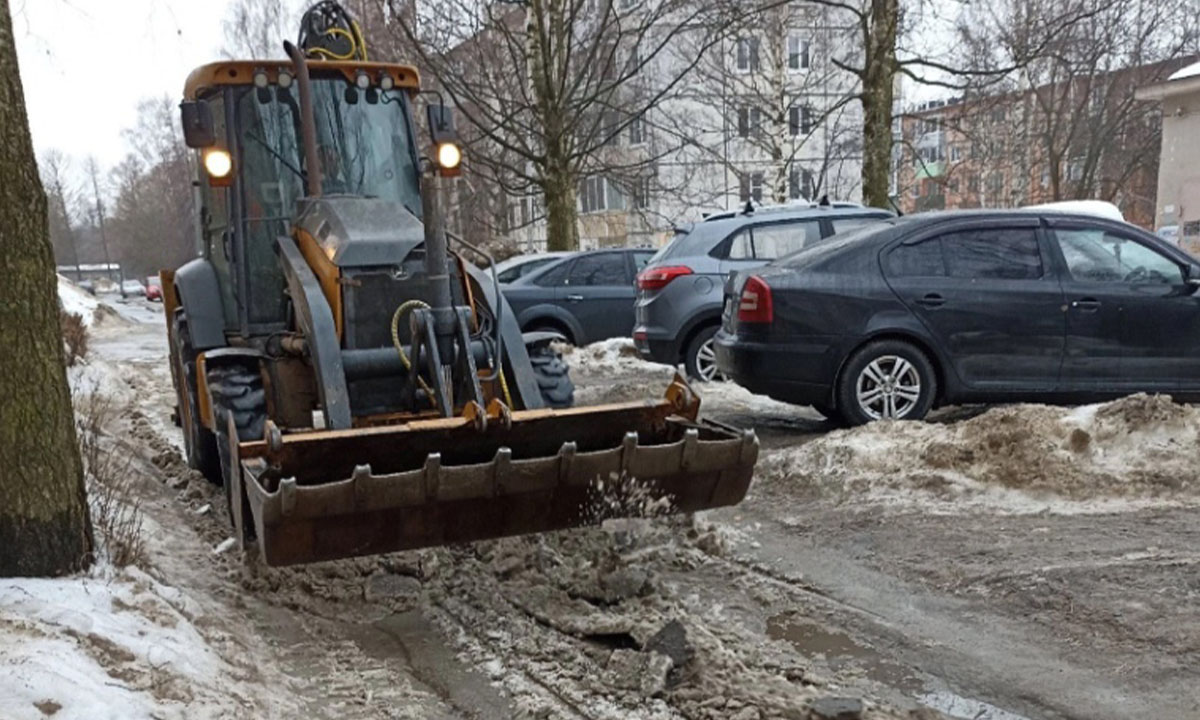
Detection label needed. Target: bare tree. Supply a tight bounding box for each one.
[107,97,198,280]
[39,148,81,271]
[800,0,1100,208]
[82,155,114,278]
[222,0,296,59]
[384,0,744,251]
[0,0,93,577]
[895,0,1198,221]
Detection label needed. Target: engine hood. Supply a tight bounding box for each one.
[293,196,425,268]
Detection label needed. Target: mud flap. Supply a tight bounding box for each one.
[232,378,759,566]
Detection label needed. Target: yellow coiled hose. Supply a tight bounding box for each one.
[390,300,515,409]
[391,300,436,407]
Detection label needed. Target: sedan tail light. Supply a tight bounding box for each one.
[637,265,692,291]
[737,275,773,324]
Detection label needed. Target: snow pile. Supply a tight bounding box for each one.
[760,394,1200,513]
[562,337,674,374]
[57,275,101,326]
[0,566,286,720]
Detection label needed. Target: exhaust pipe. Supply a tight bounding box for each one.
[283,40,322,198]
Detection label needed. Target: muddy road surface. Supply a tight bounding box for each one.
[76,301,1200,719]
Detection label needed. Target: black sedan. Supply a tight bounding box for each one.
[503,248,656,345]
[715,210,1200,425]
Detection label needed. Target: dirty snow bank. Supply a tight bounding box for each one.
[562,337,674,374]
[0,565,290,720]
[760,394,1200,513]
[58,274,101,324]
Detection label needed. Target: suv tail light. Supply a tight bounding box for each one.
[737,275,773,324]
[637,265,692,291]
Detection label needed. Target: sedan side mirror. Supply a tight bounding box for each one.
[1186,264,1200,292]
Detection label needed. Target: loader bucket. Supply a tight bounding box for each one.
[227,376,758,566]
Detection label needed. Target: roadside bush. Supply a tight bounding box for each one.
[74,386,146,567]
[60,309,88,366]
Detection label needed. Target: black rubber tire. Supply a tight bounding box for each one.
[529,322,574,346]
[684,325,724,382]
[835,340,937,426]
[528,344,575,408]
[172,312,221,484]
[207,363,267,537]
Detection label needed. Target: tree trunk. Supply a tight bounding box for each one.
[0,0,93,577]
[860,0,899,209]
[543,161,579,252]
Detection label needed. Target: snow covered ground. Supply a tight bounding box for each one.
[9,282,1198,720]
[0,567,294,720]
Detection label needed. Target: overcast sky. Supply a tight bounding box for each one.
[12,0,237,171]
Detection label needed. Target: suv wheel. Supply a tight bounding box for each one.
[836,340,936,425]
[685,326,725,382]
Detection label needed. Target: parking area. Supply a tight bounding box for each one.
[565,339,1200,719]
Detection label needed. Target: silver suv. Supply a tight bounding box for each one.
[633,203,892,379]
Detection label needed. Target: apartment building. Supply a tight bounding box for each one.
[893,58,1195,228]
[504,1,864,252]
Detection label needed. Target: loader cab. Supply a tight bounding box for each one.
[180,61,424,338]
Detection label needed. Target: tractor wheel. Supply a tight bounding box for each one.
[207,362,267,534]
[528,344,575,409]
[171,311,221,484]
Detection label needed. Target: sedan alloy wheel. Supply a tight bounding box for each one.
[855,355,921,419]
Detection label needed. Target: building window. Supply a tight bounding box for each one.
[987,171,1004,194]
[737,106,762,137]
[949,145,961,162]
[735,37,760,72]
[626,41,642,76]
[739,171,764,203]
[604,111,621,145]
[788,165,813,200]
[579,176,623,213]
[788,105,814,136]
[629,115,647,145]
[787,35,809,71]
[632,176,652,209]
[1066,158,1084,182]
[967,174,980,193]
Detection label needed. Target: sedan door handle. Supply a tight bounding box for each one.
[1071,298,1101,311]
[565,294,584,302]
[916,293,945,308]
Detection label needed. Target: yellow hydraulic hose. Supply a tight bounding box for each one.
[390,300,436,407]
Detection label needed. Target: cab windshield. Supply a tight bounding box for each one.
[236,76,422,211]
[233,76,422,323]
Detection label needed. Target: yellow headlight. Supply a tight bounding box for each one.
[437,142,462,170]
[204,149,233,178]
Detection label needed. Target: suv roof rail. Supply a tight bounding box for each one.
[697,198,866,223]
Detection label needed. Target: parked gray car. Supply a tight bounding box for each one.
[633,203,893,380]
[494,251,572,284]
[503,248,656,345]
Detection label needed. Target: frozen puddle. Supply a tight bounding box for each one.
[768,613,1031,720]
[919,690,1031,720]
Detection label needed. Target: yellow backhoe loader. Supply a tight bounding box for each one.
[163,1,757,566]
